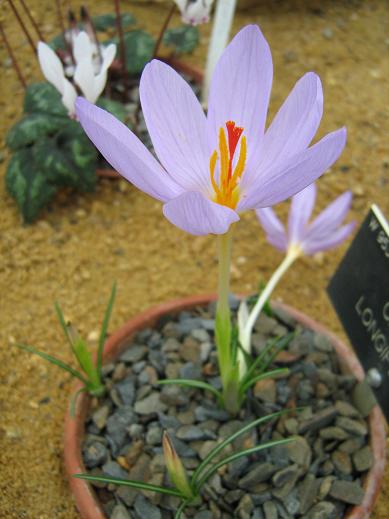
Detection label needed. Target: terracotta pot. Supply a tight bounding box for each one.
[64,294,386,519]
[96,58,204,180]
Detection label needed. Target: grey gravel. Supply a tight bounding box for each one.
[134,495,161,519]
[111,504,133,519]
[239,463,277,489]
[134,392,167,415]
[329,480,365,505]
[353,445,373,472]
[263,501,278,519]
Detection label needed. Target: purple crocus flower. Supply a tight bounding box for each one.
[256,183,355,256]
[76,25,347,236]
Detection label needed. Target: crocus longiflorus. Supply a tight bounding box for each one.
[38,31,116,116]
[75,24,346,413]
[238,183,354,371]
[175,0,214,25]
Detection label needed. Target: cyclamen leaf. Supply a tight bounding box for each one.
[123,30,154,74]
[97,98,128,124]
[92,13,136,31]
[6,113,66,150]
[163,26,199,54]
[24,83,67,116]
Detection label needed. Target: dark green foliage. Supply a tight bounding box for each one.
[163,26,200,54]
[5,83,97,223]
[92,12,136,31]
[123,30,155,75]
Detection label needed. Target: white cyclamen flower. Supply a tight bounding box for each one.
[37,31,116,117]
[175,0,214,25]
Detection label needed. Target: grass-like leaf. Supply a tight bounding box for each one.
[196,437,295,490]
[260,332,295,373]
[69,386,88,417]
[54,301,74,352]
[240,368,289,394]
[74,473,184,497]
[97,282,116,377]
[158,379,222,401]
[16,343,89,385]
[175,499,190,519]
[191,409,294,487]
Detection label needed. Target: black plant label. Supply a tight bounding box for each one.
[327,205,389,421]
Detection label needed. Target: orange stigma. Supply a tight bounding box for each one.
[209,121,247,209]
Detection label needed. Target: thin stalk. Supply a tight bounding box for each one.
[114,0,129,102]
[81,5,103,65]
[55,0,75,65]
[19,0,45,41]
[0,21,26,88]
[6,0,36,54]
[240,248,300,358]
[153,2,176,58]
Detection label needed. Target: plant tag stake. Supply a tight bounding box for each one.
[327,204,389,422]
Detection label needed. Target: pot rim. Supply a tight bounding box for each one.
[64,294,386,519]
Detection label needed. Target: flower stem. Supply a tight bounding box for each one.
[240,248,300,361]
[215,228,240,414]
[153,2,176,58]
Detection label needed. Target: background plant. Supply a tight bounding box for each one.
[17,283,116,414]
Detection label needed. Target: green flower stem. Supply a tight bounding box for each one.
[215,228,240,413]
[239,247,300,366]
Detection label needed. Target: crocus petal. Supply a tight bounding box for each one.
[207,25,273,161]
[73,31,93,65]
[75,97,183,201]
[254,72,323,174]
[302,221,355,255]
[74,56,96,102]
[238,127,347,211]
[288,183,317,244]
[37,42,66,95]
[61,78,77,115]
[163,191,239,236]
[140,60,209,194]
[256,207,287,251]
[305,190,353,239]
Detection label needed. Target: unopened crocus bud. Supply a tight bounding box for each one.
[163,431,194,499]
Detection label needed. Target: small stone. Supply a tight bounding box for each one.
[116,486,136,506]
[263,501,278,519]
[176,425,215,441]
[239,463,277,489]
[112,362,127,381]
[336,416,368,436]
[162,337,180,352]
[335,400,360,417]
[180,362,202,380]
[287,436,312,468]
[307,501,336,519]
[298,406,337,434]
[254,378,277,404]
[106,406,137,455]
[313,334,333,352]
[191,328,210,342]
[134,392,167,415]
[319,460,334,476]
[272,464,299,488]
[236,494,254,518]
[352,381,377,417]
[146,425,162,445]
[133,495,161,519]
[331,450,352,475]
[120,345,147,363]
[83,442,108,468]
[193,512,213,519]
[284,418,298,435]
[127,423,143,439]
[92,405,110,430]
[338,436,365,454]
[353,446,373,472]
[195,405,230,422]
[102,461,128,479]
[115,376,135,406]
[329,480,364,505]
[318,476,335,500]
[319,426,349,440]
[160,385,189,406]
[179,336,201,362]
[224,489,244,504]
[298,474,320,514]
[111,504,133,519]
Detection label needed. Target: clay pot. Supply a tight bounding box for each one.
[96,58,203,180]
[64,294,386,519]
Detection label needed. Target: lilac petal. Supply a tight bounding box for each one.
[163,191,239,236]
[140,60,209,194]
[305,190,353,240]
[75,98,182,202]
[288,183,317,244]
[238,127,347,211]
[253,72,323,174]
[207,25,273,160]
[256,207,287,251]
[302,221,355,255]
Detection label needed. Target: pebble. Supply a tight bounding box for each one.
[353,445,373,472]
[92,405,110,430]
[287,436,312,468]
[120,345,147,363]
[336,416,368,436]
[263,501,278,519]
[272,464,299,488]
[331,450,352,475]
[102,461,128,479]
[338,436,365,454]
[254,379,277,404]
[83,442,108,468]
[335,400,360,418]
[298,474,319,514]
[115,376,135,406]
[329,480,364,505]
[239,463,277,489]
[160,384,189,406]
[111,504,133,519]
[134,392,167,415]
[180,362,202,380]
[176,425,215,441]
[319,426,349,440]
[298,406,337,434]
[306,501,336,518]
[236,494,254,518]
[133,495,161,519]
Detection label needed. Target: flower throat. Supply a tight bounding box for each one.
[210,121,247,209]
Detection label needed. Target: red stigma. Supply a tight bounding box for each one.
[226,121,244,160]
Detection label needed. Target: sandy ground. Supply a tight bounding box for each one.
[0,0,388,517]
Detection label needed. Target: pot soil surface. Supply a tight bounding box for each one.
[82,300,376,518]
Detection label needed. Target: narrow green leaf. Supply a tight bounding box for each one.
[97,282,116,378]
[191,409,294,487]
[241,368,289,394]
[54,301,74,351]
[73,336,100,385]
[158,379,222,400]
[16,344,89,385]
[196,438,296,490]
[69,386,88,417]
[74,473,184,497]
[261,332,295,373]
[174,500,190,519]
